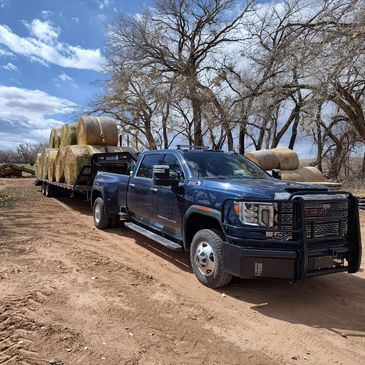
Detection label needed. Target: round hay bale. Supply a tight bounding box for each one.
[271,148,299,170]
[46,149,58,182]
[64,145,105,185]
[40,150,47,179]
[77,116,118,146]
[245,150,280,170]
[49,128,62,148]
[35,152,42,178]
[60,123,78,147]
[281,167,326,182]
[55,147,67,183]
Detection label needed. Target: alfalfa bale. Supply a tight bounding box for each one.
[245,150,280,171]
[35,152,42,178]
[281,167,326,182]
[46,149,59,182]
[64,145,105,185]
[49,128,62,148]
[54,147,67,183]
[271,147,299,170]
[77,116,118,146]
[60,123,78,147]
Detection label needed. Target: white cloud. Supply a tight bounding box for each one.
[0,85,77,149]
[72,17,80,24]
[0,20,105,71]
[2,62,17,71]
[95,0,113,10]
[54,72,78,88]
[0,0,10,8]
[0,47,13,57]
[23,19,60,43]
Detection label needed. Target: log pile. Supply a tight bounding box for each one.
[36,116,126,184]
[0,164,35,178]
[245,148,326,183]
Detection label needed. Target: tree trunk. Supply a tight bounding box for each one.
[288,112,300,150]
[238,124,246,154]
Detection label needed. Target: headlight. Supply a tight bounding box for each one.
[233,201,277,227]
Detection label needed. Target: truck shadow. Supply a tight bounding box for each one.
[55,195,365,336]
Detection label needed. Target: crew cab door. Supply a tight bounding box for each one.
[154,153,185,239]
[127,153,164,228]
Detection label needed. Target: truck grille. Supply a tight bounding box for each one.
[277,198,349,241]
[304,200,348,240]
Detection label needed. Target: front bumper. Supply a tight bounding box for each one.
[221,192,362,280]
[223,243,350,280]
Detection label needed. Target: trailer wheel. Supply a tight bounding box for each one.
[41,182,46,195]
[93,197,110,229]
[190,229,232,289]
[44,183,52,197]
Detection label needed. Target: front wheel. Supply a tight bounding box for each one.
[190,229,232,289]
[93,197,110,229]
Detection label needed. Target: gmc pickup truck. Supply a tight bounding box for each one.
[91,146,362,288]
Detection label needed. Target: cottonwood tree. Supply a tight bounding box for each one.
[108,0,254,146]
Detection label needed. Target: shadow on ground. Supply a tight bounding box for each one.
[54,193,365,336]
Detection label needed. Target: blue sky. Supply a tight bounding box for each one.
[0,0,153,150]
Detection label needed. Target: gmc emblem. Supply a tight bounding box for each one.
[306,204,332,217]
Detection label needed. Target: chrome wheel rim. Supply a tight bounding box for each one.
[194,241,215,277]
[94,204,101,224]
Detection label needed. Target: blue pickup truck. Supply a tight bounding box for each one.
[91,146,362,288]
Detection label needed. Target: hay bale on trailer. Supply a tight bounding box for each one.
[63,145,105,185]
[280,166,326,182]
[245,150,280,171]
[271,147,299,170]
[60,123,78,147]
[54,147,66,183]
[77,116,118,146]
[46,149,59,182]
[35,152,42,178]
[49,128,62,148]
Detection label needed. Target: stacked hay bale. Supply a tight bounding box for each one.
[245,147,325,183]
[36,116,123,185]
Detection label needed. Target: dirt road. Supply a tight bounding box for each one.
[0,179,364,365]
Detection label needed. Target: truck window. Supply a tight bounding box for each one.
[184,152,270,179]
[136,154,164,179]
[162,154,184,181]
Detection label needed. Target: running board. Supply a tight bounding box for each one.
[125,222,182,251]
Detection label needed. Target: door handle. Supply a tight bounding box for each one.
[129,183,136,188]
[150,187,158,193]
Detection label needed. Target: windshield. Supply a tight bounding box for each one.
[184,152,270,180]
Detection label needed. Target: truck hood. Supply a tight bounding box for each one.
[199,178,328,199]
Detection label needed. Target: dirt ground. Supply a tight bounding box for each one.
[0,179,364,365]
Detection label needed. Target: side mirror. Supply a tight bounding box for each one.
[153,165,178,187]
[272,169,281,180]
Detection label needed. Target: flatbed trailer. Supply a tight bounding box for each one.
[35,151,137,200]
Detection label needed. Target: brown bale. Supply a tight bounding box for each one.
[245,150,280,170]
[64,145,105,185]
[49,128,62,148]
[46,149,59,182]
[271,147,299,170]
[40,150,47,179]
[35,152,42,178]
[280,167,326,182]
[77,116,118,146]
[60,123,78,147]
[54,147,67,183]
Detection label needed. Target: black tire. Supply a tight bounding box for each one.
[93,197,110,229]
[44,183,52,197]
[41,182,45,195]
[190,229,232,289]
